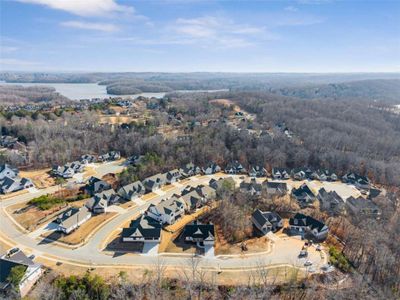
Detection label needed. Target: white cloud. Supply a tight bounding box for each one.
[0,46,19,53]
[284,6,298,12]
[61,21,119,32]
[0,58,41,66]
[17,0,134,17]
[169,16,275,49]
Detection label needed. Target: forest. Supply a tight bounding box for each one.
[0,74,399,299]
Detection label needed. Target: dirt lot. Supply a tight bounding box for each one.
[0,189,29,200]
[7,202,69,231]
[214,225,270,255]
[19,168,55,188]
[41,212,117,245]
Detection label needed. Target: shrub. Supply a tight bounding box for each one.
[29,194,65,210]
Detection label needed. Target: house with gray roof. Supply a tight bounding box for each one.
[240,178,263,196]
[342,173,370,190]
[182,221,215,246]
[85,197,108,214]
[252,209,283,234]
[0,176,34,194]
[56,206,91,234]
[121,215,162,243]
[84,176,111,196]
[0,249,43,297]
[94,189,120,206]
[224,161,246,175]
[248,165,267,178]
[264,181,288,197]
[202,162,221,175]
[291,183,316,208]
[145,197,185,225]
[288,213,328,241]
[0,164,18,180]
[317,188,345,215]
[180,163,201,178]
[165,169,182,184]
[272,168,290,180]
[118,181,145,201]
[143,173,166,193]
[346,196,381,218]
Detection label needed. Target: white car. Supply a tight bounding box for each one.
[304,260,313,267]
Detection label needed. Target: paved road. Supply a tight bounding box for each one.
[0,174,326,272]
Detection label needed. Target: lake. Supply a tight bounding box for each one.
[0,82,228,100]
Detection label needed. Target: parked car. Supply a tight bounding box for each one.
[304,260,313,266]
[299,250,308,258]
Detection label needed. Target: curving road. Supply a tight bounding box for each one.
[0,173,327,273]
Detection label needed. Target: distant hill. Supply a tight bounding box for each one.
[272,79,400,103]
[0,85,69,105]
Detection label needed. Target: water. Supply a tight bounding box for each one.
[0,81,228,100]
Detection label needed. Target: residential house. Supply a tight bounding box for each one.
[202,162,221,175]
[145,197,186,225]
[264,181,288,197]
[291,167,313,181]
[342,173,370,190]
[117,181,145,201]
[56,207,92,234]
[126,155,143,166]
[165,169,182,184]
[315,169,338,181]
[84,176,111,196]
[52,165,74,178]
[288,213,329,241]
[209,177,236,191]
[0,249,43,297]
[85,197,108,214]
[346,196,381,218]
[239,178,263,196]
[98,151,121,162]
[368,188,381,200]
[272,168,290,180]
[291,183,316,208]
[0,177,34,194]
[181,191,204,212]
[121,215,162,243]
[248,165,267,178]
[182,221,215,245]
[224,161,246,175]
[252,209,283,234]
[317,188,345,215]
[80,154,96,164]
[180,163,201,178]
[0,164,18,180]
[143,173,166,193]
[94,189,120,206]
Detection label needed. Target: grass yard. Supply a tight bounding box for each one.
[41,212,117,245]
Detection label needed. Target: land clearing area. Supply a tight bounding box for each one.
[19,168,54,188]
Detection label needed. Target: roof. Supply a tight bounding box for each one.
[240,178,262,192]
[289,213,326,232]
[292,183,315,199]
[318,188,344,204]
[265,181,288,190]
[182,222,214,241]
[122,215,162,239]
[147,197,185,216]
[0,250,35,287]
[58,206,91,229]
[119,181,145,196]
[143,173,166,188]
[346,196,380,213]
[252,209,282,227]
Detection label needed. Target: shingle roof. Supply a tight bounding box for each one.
[289,213,326,232]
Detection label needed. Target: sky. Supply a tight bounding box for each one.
[0,0,399,72]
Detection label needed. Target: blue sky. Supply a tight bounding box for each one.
[1,0,399,72]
